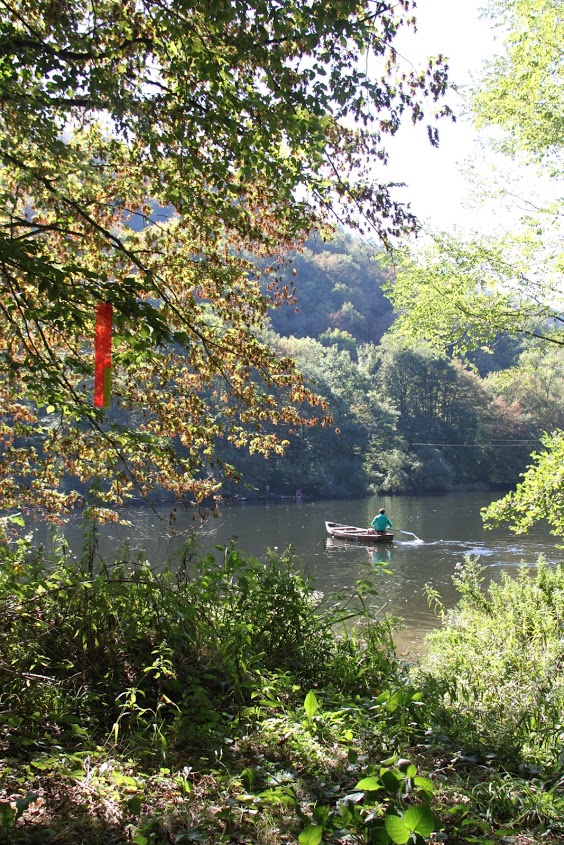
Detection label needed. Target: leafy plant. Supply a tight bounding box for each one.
[297,758,438,844]
[0,793,38,836]
[416,557,564,767]
[0,526,405,749]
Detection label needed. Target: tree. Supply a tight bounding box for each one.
[472,0,564,168]
[385,225,564,358]
[0,0,451,517]
[485,346,564,434]
[386,0,563,354]
[375,337,522,491]
[260,333,401,497]
[384,0,564,534]
[267,229,394,345]
[473,0,564,535]
[482,431,564,537]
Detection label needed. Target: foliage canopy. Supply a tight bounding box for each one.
[0,0,451,516]
[386,227,564,357]
[387,0,563,354]
[482,430,564,537]
[473,0,564,168]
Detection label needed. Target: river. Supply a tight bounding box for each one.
[30,491,562,655]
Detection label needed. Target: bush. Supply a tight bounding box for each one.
[415,557,564,768]
[0,521,405,746]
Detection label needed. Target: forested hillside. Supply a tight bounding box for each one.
[218,231,562,500]
[268,230,394,345]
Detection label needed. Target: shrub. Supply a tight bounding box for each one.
[0,521,405,746]
[415,557,564,767]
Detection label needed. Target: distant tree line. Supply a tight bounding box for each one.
[215,231,564,500]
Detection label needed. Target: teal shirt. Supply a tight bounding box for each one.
[371,513,392,531]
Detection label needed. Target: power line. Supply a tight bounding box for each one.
[412,440,541,447]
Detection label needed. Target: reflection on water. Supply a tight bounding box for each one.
[29,492,562,656]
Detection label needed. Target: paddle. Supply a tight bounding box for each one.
[399,530,423,542]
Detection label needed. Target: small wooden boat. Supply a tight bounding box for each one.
[325,521,393,544]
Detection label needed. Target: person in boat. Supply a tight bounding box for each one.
[371,508,392,535]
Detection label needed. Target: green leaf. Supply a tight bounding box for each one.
[0,803,16,831]
[304,689,319,720]
[313,805,329,825]
[403,805,436,837]
[384,805,437,843]
[384,814,410,844]
[384,690,404,712]
[380,769,404,791]
[413,775,435,795]
[258,787,297,806]
[14,793,38,821]
[127,795,142,815]
[355,776,383,792]
[369,826,392,844]
[298,824,323,845]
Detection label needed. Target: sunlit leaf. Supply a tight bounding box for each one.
[384,814,410,844]
[355,776,383,792]
[298,824,323,845]
[304,689,319,720]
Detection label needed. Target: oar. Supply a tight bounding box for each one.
[399,530,423,542]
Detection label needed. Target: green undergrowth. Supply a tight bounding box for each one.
[417,557,564,769]
[412,557,564,844]
[0,518,563,844]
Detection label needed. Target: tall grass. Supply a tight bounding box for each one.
[3,520,564,843]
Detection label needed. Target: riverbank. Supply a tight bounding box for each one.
[0,529,562,844]
[25,492,564,650]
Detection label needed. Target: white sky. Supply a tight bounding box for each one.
[384,0,501,231]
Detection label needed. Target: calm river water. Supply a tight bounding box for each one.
[32,491,562,655]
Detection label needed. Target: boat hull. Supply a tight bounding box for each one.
[325,521,393,544]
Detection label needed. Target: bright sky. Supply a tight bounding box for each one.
[385,0,500,232]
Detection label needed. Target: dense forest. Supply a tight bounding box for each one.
[216,229,561,500]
